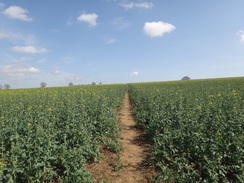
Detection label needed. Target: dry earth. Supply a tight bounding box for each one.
[87,91,156,183]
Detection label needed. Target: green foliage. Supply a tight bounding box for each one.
[0,84,127,182]
[129,78,244,182]
[114,155,124,172]
[1,78,243,182]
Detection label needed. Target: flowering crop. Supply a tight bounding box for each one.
[129,78,244,182]
[0,84,127,182]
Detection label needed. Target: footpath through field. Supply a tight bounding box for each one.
[114,91,155,183]
[88,91,156,182]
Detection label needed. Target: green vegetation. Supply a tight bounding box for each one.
[113,155,124,172]
[0,84,127,182]
[129,77,244,182]
[1,77,243,182]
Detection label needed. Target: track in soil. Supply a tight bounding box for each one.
[87,91,155,183]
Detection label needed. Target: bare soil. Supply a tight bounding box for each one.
[87,91,156,183]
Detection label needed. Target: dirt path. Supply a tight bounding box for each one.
[115,91,155,182]
[87,91,155,182]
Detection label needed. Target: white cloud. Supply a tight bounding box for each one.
[130,71,139,77]
[1,64,41,77]
[106,38,116,44]
[237,30,244,43]
[53,70,60,75]
[119,2,153,10]
[77,13,98,27]
[143,21,175,37]
[0,63,83,89]
[2,6,33,22]
[11,46,50,54]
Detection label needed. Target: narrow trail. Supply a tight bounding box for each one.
[87,91,155,183]
[114,91,155,183]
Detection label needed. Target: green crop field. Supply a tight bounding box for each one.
[0,85,127,182]
[129,77,244,182]
[0,77,243,182]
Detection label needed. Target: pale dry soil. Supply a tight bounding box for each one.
[87,91,156,183]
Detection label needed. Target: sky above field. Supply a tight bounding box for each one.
[0,0,244,89]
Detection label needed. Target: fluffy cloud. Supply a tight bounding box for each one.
[77,13,98,27]
[144,21,176,37]
[237,30,244,43]
[130,71,139,77]
[0,63,83,89]
[2,6,33,22]
[11,46,50,54]
[1,64,41,77]
[119,2,153,10]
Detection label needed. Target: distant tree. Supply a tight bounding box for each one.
[181,76,191,80]
[0,85,2,90]
[99,82,102,85]
[69,82,74,86]
[4,84,11,90]
[40,82,47,88]
[91,82,96,85]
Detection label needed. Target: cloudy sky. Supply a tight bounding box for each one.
[0,0,244,89]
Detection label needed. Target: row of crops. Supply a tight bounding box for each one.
[0,84,128,182]
[129,77,244,182]
[1,78,243,182]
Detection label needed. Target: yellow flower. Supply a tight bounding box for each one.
[47,108,52,111]
[231,90,239,96]
[27,123,31,127]
[216,132,221,136]
[217,93,221,97]
[197,106,202,110]
[209,102,213,105]
[0,117,4,119]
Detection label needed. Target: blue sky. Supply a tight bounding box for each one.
[0,0,244,89]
